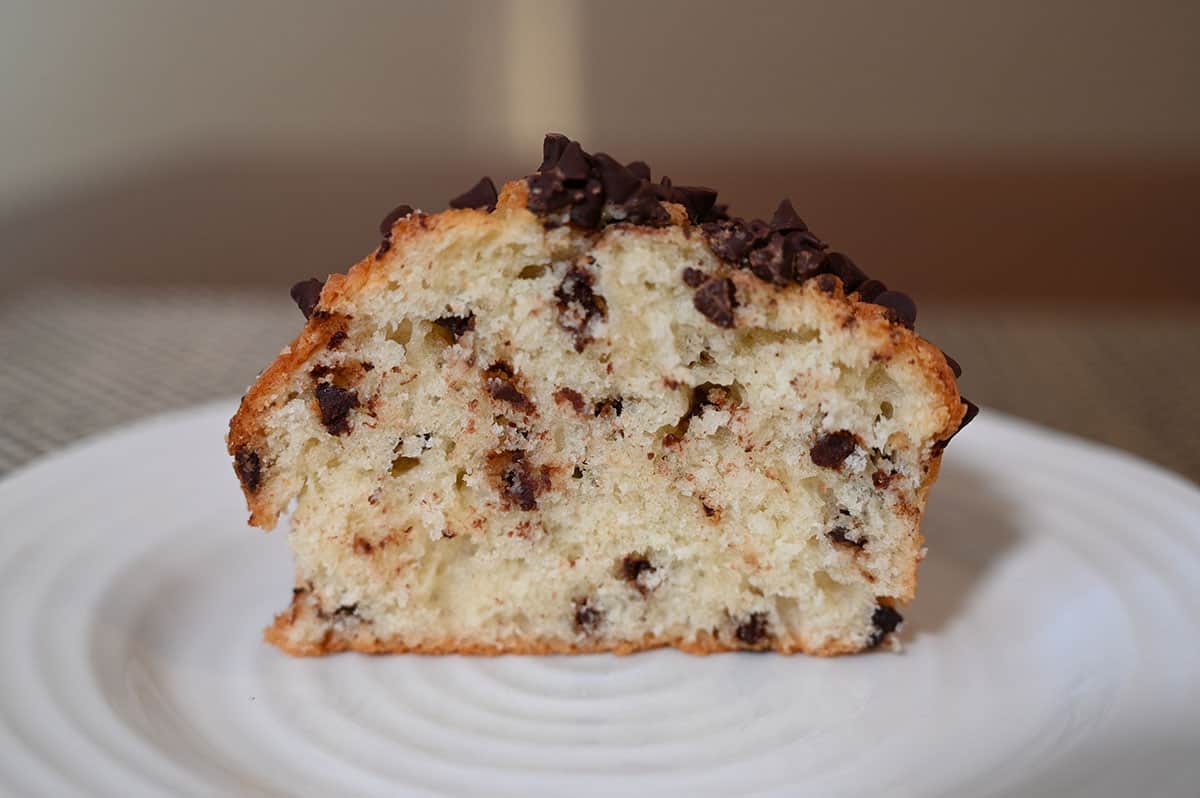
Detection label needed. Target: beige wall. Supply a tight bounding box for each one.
[1,0,1197,300]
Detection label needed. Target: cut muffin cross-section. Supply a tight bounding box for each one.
[228,134,974,656]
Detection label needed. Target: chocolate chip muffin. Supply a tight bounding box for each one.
[228,134,974,657]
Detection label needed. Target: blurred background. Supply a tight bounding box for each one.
[1,0,1197,479]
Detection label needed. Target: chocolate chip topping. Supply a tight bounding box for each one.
[874,291,917,328]
[821,252,866,292]
[933,397,979,453]
[555,265,608,351]
[449,177,498,211]
[433,313,476,342]
[593,153,640,204]
[693,277,737,328]
[314,382,359,435]
[379,204,414,236]
[574,599,603,634]
[944,352,963,378]
[626,160,651,181]
[868,605,903,648]
[553,386,586,414]
[539,133,570,171]
[290,278,324,319]
[856,279,887,302]
[483,361,532,410]
[769,198,808,233]
[828,526,865,548]
[735,612,770,646]
[810,430,858,469]
[234,448,262,493]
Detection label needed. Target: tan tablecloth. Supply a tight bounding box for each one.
[1,285,1196,483]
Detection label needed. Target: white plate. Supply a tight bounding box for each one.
[0,402,1197,797]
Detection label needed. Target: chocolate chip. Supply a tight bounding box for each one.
[670,185,718,223]
[682,267,707,287]
[334,603,359,619]
[748,233,793,285]
[821,252,866,291]
[314,382,359,435]
[620,181,671,225]
[489,449,548,511]
[788,235,827,282]
[484,361,531,410]
[693,278,737,328]
[621,554,654,585]
[828,526,865,548]
[735,613,770,646]
[769,198,808,233]
[361,362,375,372]
[556,141,590,184]
[856,279,887,302]
[810,430,858,469]
[555,266,608,351]
[526,168,569,213]
[538,133,570,171]
[653,175,674,201]
[554,387,586,414]
[745,219,773,245]
[568,178,605,228]
[594,396,623,417]
[327,330,347,349]
[593,153,640,204]
[943,352,963,378]
[449,177,498,211]
[379,204,414,236]
[625,160,651,181]
[701,219,753,262]
[234,448,262,493]
[868,605,903,648]
[874,291,917,328]
[433,313,476,342]
[574,599,603,634]
[290,278,324,319]
[872,469,895,489]
[932,397,979,453]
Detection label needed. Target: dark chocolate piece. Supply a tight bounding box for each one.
[868,605,903,648]
[682,267,707,287]
[290,278,324,319]
[484,361,531,410]
[327,330,347,350]
[234,448,262,493]
[593,153,640,204]
[555,266,608,351]
[821,252,866,291]
[693,278,737,328]
[810,430,858,469]
[828,526,865,548]
[735,612,770,646]
[621,555,654,585]
[769,198,808,233]
[379,204,414,236]
[856,279,887,302]
[574,599,603,633]
[873,291,917,328]
[449,177,498,211]
[539,133,570,171]
[433,313,476,342]
[314,382,359,435]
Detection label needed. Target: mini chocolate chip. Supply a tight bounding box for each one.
[234,448,262,492]
[622,554,654,584]
[693,278,737,328]
[526,168,570,213]
[621,181,671,225]
[379,204,414,236]
[770,198,808,233]
[682,267,706,287]
[484,361,531,410]
[433,313,476,342]
[872,469,895,489]
[593,153,640,204]
[574,599,603,633]
[625,160,651,181]
[701,219,753,262]
[327,330,347,349]
[856,279,887,302]
[735,612,770,646]
[539,133,570,171]
[810,430,858,469]
[788,235,827,282]
[671,185,718,223]
[828,526,865,548]
[314,382,359,436]
[361,362,374,372]
[555,266,608,351]
[944,352,963,378]
[489,449,548,511]
[874,291,917,328]
[554,387,586,414]
[821,252,866,291]
[556,141,590,184]
[310,364,333,380]
[594,396,623,417]
[748,233,793,285]
[932,397,979,452]
[334,603,359,619]
[290,278,324,319]
[449,177,498,211]
[868,605,903,648]
[745,219,773,245]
